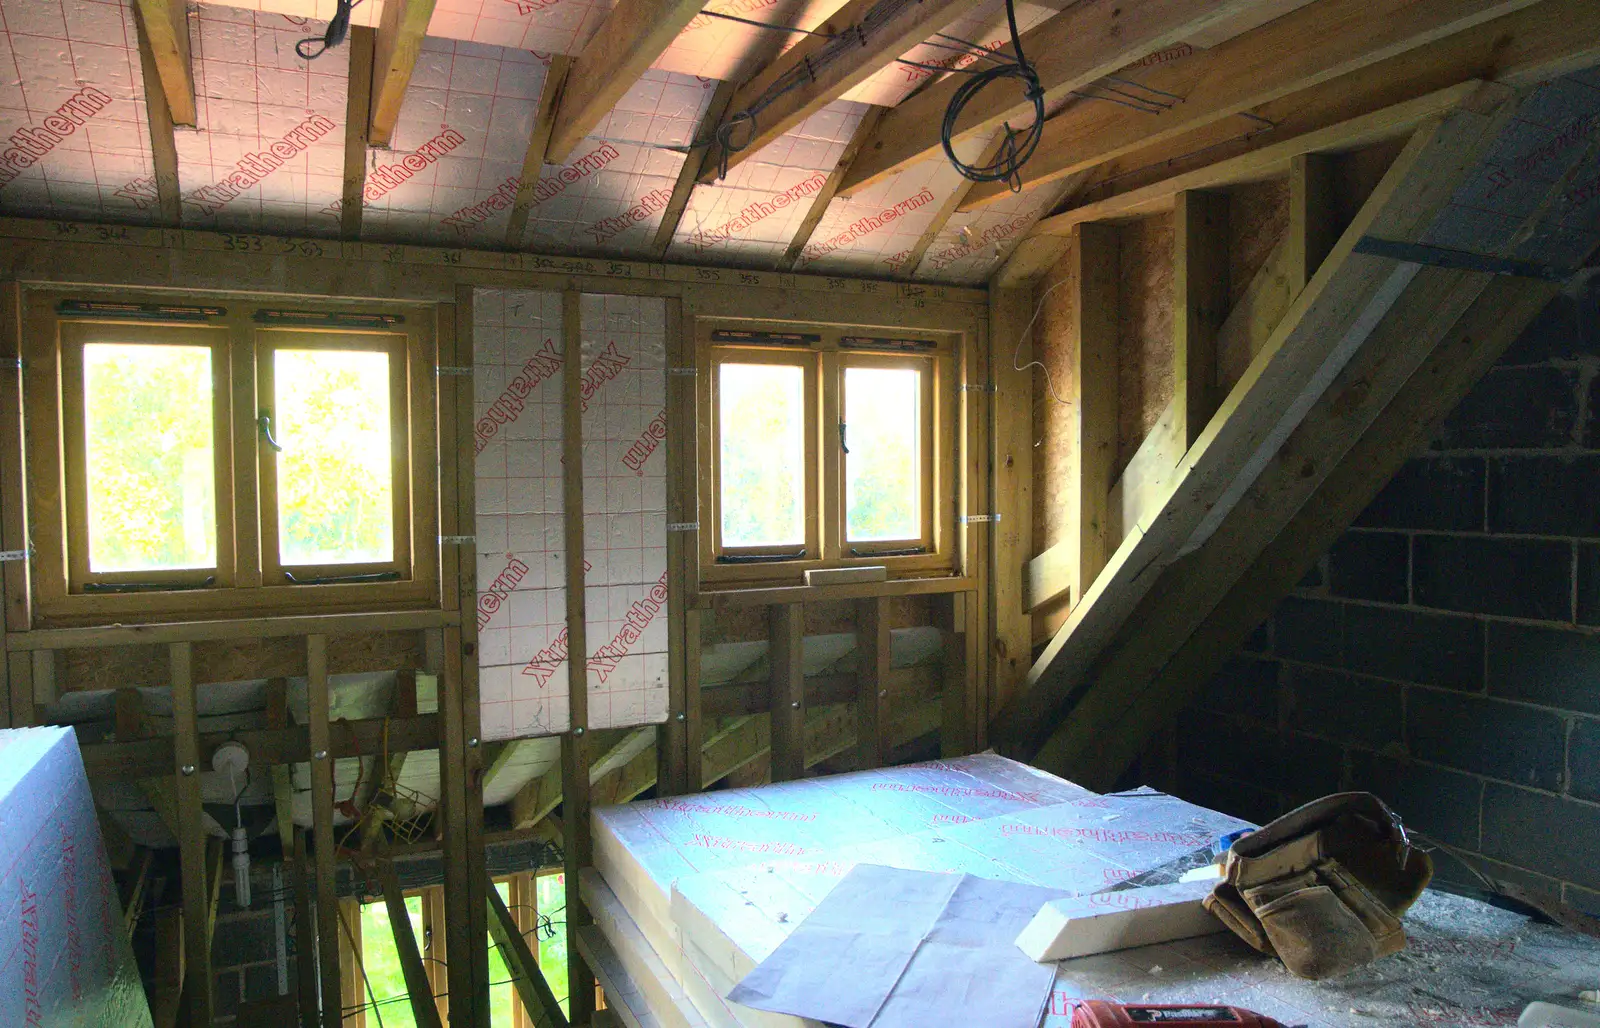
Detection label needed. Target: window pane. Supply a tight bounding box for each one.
[274,349,394,566]
[360,894,427,1027]
[845,366,921,542]
[719,363,805,548]
[83,343,216,573]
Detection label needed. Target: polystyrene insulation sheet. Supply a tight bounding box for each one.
[914,179,1068,284]
[355,38,549,246]
[0,0,159,224]
[579,292,670,728]
[175,6,347,235]
[474,288,670,739]
[0,727,153,1028]
[667,99,867,267]
[592,754,1095,965]
[475,288,571,739]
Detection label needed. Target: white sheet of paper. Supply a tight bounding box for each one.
[727,864,1067,1028]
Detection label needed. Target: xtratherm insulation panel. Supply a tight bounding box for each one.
[668,100,867,267]
[474,288,669,740]
[176,6,347,235]
[592,754,1096,970]
[0,0,159,224]
[0,727,153,1028]
[476,288,571,739]
[520,71,714,256]
[353,38,548,245]
[914,178,1071,283]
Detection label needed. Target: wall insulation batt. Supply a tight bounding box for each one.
[0,727,152,1028]
[474,288,668,739]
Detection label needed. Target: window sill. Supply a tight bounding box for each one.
[692,574,975,609]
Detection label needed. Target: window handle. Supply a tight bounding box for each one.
[284,570,402,585]
[84,575,216,594]
[258,409,284,452]
[838,420,848,454]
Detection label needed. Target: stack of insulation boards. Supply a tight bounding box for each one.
[582,754,1255,1028]
[583,756,1600,1028]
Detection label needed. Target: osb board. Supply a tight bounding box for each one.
[1117,214,1174,477]
[56,631,426,691]
[1227,180,1290,309]
[1032,238,1077,562]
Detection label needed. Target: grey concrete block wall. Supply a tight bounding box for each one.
[1172,277,1600,920]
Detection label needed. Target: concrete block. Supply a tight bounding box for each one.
[1343,604,1482,691]
[1482,783,1600,891]
[1287,667,1402,750]
[1489,455,1600,537]
[1569,718,1600,804]
[1354,457,1484,533]
[1193,656,1280,725]
[1273,596,1343,667]
[1407,690,1567,791]
[1328,532,1409,604]
[1413,536,1572,622]
[1435,367,1581,450]
[1487,621,1600,715]
[1346,751,1482,852]
[1580,545,1600,626]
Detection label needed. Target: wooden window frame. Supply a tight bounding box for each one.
[22,290,439,626]
[696,320,957,586]
[836,351,938,559]
[58,320,237,593]
[255,328,414,588]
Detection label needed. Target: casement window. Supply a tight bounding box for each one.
[698,324,955,583]
[25,294,438,624]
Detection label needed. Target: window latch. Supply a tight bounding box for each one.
[284,570,402,585]
[838,420,848,454]
[257,410,284,452]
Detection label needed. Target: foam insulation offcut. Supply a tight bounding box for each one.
[474,288,670,740]
[0,727,153,1028]
[0,0,159,224]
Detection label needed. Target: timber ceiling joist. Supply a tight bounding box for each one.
[369,0,438,147]
[132,0,196,128]
[544,0,712,165]
[838,0,1310,197]
[959,0,1544,210]
[994,82,1521,760]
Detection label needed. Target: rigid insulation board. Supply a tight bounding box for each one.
[591,754,1098,970]
[0,0,159,224]
[474,287,669,739]
[0,727,153,1028]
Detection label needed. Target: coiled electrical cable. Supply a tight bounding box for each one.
[939,0,1045,190]
[296,0,358,60]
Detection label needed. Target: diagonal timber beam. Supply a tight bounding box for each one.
[133,0,196,127]
[650,80,737,259]
[369,0,438,148]
[782,107,885,271]
[340,26,376,241]
[545,0,709,165]
[698,0,972,185]
[1041,276,1563,788]
[132,6,182,224]
[995,84,1518,759]
[488,878,569,1028]
[840,0,1301,197]
[960,0,1541,209]
[379,860,445,1028]
[506,56,573,250]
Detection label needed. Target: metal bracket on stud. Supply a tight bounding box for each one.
[667,522,699,533]
[436,365,475,376]
[668,367,697,377]
[439,535,475,546]
[959,383,996,393]
[1,357,22,371]
[958,514,1001,525]
[0,545,32,562]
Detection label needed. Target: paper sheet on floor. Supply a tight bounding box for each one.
[727,864,1063,1028]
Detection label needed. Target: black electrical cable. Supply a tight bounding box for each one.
[296,0,359,60]
[939,0,1045,190]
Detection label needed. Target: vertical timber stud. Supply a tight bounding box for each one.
[561,289,597,1024]
[0,282,25,726]
[988,287,1033,721]
[1289,154,1338,293]
[855,596,891,769]
[1070,223,1120,606]
[1174,191,1229,448]
[170,641,213,1027]
[658,298,689,797]
[292,830,319,1028]
[307,634,341,1028]
[967,308,991,751]
[442,284,491,1026]
[769,603,805,781]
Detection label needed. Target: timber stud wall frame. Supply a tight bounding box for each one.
[0,218,997,1026]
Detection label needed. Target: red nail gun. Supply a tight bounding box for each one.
[1072,1001,1288,1028]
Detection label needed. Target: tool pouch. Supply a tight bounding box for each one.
[1203,792,1432,980]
